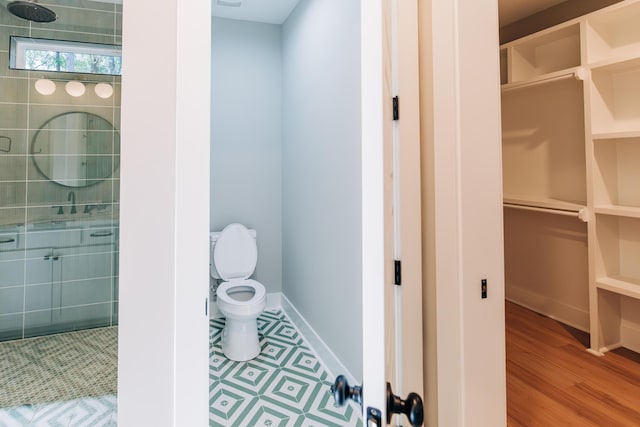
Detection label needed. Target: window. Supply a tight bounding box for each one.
[9,36,122,76]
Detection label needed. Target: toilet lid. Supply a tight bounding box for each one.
[213,223,257,281]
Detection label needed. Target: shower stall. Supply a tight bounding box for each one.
[0,0,121,342]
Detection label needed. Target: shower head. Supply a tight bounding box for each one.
[7,1,57,23]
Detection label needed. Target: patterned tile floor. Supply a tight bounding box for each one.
[0,395,117,427]
[0,310,362,426]
[209,310,362,426]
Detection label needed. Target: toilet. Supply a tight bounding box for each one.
[210,223,266,361]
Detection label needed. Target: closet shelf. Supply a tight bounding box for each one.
[596,276,640,300]
[592,130,640,140]
[501,67,585,93]
[589,55,640,73]
[503,195,585,212]
[593,205,640,218]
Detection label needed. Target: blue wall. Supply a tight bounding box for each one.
[210,18,283,293]
[282,0,362,379]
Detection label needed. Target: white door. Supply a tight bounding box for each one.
[331,1,424,425]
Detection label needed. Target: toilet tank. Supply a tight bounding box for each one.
[209,229,257,279]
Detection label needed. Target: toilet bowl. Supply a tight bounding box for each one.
[210,223,266,361]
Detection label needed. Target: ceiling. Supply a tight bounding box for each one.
[211,0,301,25]
[210,0,570,28]
[498,0,569,26]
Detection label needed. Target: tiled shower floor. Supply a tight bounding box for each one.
[0,310,362,426]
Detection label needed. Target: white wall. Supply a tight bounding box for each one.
[282,0,362,379]
[119,0,210,425]
[211,18,282,293]
[421,0,507,425]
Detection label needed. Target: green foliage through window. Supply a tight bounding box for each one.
[10,37,122,76]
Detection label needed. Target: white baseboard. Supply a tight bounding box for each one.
[506,285,589,332]
[280,294,357,385]
[621,320,640,354]
[210,290,355,384]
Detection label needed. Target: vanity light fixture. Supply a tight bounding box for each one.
[65,80,85,97]
[94,82,113,99]
[34,78,56,95]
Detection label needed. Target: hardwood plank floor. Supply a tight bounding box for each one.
[506,301,640,427]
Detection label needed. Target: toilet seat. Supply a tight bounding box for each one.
[217,279,266,306]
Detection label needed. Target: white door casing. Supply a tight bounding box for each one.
[361,0,424,425]
[420,0,507,426]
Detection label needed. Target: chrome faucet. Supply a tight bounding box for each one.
[68,191,77,214]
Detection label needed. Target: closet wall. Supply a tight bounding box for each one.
[501,0,640,355]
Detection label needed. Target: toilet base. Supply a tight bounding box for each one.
[221,317,261,361]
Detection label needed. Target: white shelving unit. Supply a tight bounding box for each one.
[501,0,640,356]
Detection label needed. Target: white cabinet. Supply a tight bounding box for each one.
[501,0,640,356]
[0,224,118,339]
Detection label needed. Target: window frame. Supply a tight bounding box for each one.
[9,36,122,76]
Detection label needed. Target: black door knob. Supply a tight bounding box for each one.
[387,382,424,426]
[330,375,363,409]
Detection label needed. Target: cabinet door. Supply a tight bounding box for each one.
[53,244,115,328]
[1,248,55,336]
[0,249,26,289]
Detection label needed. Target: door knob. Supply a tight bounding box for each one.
[330,375,362,409]
[387,382,423,426]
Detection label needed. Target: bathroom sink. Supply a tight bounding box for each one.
[29,221,69,230]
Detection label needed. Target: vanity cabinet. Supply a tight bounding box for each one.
[0,224,118,339]
[501,0,640,356]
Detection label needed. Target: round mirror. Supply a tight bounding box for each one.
[31,112,120,187]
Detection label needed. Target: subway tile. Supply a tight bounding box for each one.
[60,277,112,308]
[31,7,119,36]
[0,104,27,129]
[23,309,53,335]
[0,11,32,27]
[0,287,24,313]
[0,181,26,206]
[0,313,23,340]
[30,28,118,46]
[24,283,53,311]
[0,253,25,283]
[0,130,29,155]
[0,207,26,227]
[26,179,115,206]
[0,78,28,103]
[28,79,121,107]
[0,155,28,181]
[28,105,118,131]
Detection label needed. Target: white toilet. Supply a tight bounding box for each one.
[210,223,266,361]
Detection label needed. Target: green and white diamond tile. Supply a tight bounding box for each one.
[280,347,327,381]
[255,339,294,369]
[228,395,301,427]
[209,387,254,426]
[0,404,37,426]
[304,384,362,427]
[210,349,235,381]
[209,310,362,426]
[220,360,280,396]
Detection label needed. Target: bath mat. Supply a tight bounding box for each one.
[0,327,117,408]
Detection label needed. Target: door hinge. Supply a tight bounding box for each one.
[394,260,401,286]
[393,96,399,121]
[366,407,382,426]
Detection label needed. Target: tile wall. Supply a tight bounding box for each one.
[0,0,121,341]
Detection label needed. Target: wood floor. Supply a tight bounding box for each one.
[506,301,640,427]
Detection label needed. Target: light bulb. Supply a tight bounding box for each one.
[65,80,86,97]
[35,79,56,95]
[94,82,114,99]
